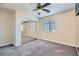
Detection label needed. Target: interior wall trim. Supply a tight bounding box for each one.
[0,42,13,47]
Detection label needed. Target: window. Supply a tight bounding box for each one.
[44,20,56,32]
[30,21,36,32]
[44,20,49,32]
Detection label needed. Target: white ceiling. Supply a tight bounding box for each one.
[0,3,75,18]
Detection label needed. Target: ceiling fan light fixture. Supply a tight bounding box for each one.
[37,9,43,13]
[33,3,51,15]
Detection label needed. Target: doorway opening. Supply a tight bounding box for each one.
[21,21,38,44]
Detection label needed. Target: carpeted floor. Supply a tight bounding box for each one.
[0,37,78,56]
[22,36,37,44]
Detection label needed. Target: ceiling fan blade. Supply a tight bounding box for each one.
[42,3,50,8]
[42,9,50,13]
[33,9,38,11]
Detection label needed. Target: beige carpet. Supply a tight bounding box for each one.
[0,37,78,56]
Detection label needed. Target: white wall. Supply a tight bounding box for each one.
[0,8,15,46]
[39,10,76,47]
[76,15,79,47]
[0,7,38,46]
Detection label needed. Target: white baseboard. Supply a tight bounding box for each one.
[38,38,77,47]
[13,42,21,46]
[0,42,13,47]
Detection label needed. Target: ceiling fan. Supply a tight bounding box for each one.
[33,3,50,15]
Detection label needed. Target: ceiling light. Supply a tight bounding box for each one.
[37,9,43,13]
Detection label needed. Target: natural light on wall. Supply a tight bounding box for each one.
[21,24,24,31]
